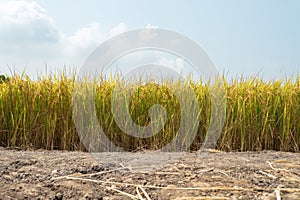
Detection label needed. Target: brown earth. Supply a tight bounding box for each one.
[0,147,299,200]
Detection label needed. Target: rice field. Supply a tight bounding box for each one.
[0,72,299,152]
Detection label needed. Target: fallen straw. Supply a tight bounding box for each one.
[52,175,300,193]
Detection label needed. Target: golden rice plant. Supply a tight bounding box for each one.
[0,72,299,152]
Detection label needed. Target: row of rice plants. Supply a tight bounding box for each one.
[0,73,299,152]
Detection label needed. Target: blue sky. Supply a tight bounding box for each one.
[0,0,299,80]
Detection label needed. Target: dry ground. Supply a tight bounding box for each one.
[0,147,299,200]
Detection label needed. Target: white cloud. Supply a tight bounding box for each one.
[0,0,59,46]
[108,22,126,38]
[0,0,127,73]
[0,1,48,24]
[157,57,184,73]
[63,22,104,56]
[138,29,158,42]
[145,24,158,29]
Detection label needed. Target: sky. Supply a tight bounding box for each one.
[0,0,299,80]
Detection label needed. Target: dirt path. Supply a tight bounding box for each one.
[0,148,299,200]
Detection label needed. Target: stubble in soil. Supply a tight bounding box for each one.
[0,148,299,200]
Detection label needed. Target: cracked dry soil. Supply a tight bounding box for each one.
[0,148,300,200]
